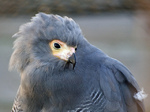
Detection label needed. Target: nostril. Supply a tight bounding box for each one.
[75,47,77,51]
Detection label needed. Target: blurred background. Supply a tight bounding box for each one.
[0,0,150,111]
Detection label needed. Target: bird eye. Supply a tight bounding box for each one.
[53,43,61,49]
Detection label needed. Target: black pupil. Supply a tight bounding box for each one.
[54,43,61,49]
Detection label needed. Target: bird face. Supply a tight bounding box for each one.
[49,40,77,68]
[9,13,83,72]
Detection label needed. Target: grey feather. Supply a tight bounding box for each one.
[10,12,145,112]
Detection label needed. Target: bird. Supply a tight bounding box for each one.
[9,12,147,112]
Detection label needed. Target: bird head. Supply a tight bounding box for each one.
[49,39,77,69]
[9,12,86,72]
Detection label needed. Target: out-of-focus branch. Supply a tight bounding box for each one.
[135,0,150,11]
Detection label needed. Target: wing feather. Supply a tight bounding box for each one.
[99,66,123,111]
[112,59,145,112]
[98,57,145,112]
[11,86,23,112]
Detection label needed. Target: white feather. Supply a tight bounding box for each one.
[134,88,148,101]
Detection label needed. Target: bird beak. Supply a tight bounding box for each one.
[68,53,76,69]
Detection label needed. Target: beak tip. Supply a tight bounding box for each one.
[73,63,76,69]
[68,53,76,69]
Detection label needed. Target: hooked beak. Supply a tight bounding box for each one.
[68,53,76,69]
